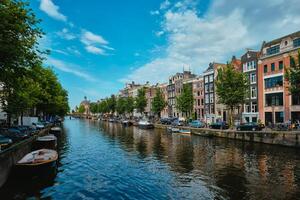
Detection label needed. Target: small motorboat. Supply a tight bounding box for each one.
[50,126,62,137]
[122,120,133,126]
[179,129,191,134]
[15,149,58,175]
[138,120,154,129]
[167,126,180,133]
[34,134,57,150]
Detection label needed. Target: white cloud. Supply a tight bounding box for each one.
[81,30,108,45]
[40,0,67,22]
[160,0,171,10]
[57,28,76,40]
[85,45,106,55]
[122,0,300,84]
[80,30,113,56]
[46,57,97,82]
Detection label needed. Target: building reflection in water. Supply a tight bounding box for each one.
[98,122,300,200]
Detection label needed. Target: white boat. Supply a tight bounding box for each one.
[15,149,58,175]
[167,126,180,133]
[138,120,154,129]
[179,129,191,134]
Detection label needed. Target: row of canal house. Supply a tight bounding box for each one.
[115,31,300,124]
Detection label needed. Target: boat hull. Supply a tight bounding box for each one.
[14,160,57,178]
[33,140,57,150]
[138,124,154,129]
[50,128,62,137]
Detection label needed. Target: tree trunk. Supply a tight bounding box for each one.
[21,112,23,126]
[229,107,234,129]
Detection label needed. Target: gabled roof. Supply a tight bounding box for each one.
[262,30,300,48]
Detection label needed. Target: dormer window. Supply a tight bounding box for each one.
[266,45,280,55]
[285,41,288,46]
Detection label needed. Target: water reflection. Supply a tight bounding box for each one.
[1,119,300,200]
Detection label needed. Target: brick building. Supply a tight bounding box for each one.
[192,76,204,120]
[258,31,300,125]
[241,50,260,123]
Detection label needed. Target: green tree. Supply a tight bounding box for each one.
[176,84,194,118]
[90,102,98,114]
[107,95,116,113]
[135,87,147,114]
[215,64,249,127]
[151,88,166,117]
[78,104,85,114]
[116,97,126,116]
[125,96,135,115]
[0,0,46,123]
[285,50,300,105]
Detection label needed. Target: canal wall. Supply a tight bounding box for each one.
[155,124,300,148]
[0,128,49,188]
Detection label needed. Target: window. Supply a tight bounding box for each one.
[197,91,200,96]
[279,61,283,70]
[251,86,257,98]
[292,95,300,105]
[271,63,275,71]
[245,103,250,113]
[209,83,214,92]
[204,76,208,83]
[275,112,284,123]
[197,99,200,106]
[201,99,204,105]
[205,94,209,104]
[250,73,256,83]
[293,38,300,48]
[251,102,258,112]
[205,84,209,93]
[266,45,280,55]
[264,65,268,73]
[265,93,283,106]
[210,95,214,103]
[264,76,283,89]
[209,74,214,82]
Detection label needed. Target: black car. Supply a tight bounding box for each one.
[209,122,229,129]
[160,117,176,125]
[236,122,264,131]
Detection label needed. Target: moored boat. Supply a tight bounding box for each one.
[167,126,180,133]
[15,149,58,176]
[34,134,57,150]
[50,126,62,137]
[138,120,154,129]
[122,120,132,126]
[179,129,191,134]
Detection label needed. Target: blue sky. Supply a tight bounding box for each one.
[30,0,300,109]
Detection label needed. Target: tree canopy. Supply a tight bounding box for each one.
[176,84,194,118]
[135,87,147,114]
[215,64,249,126]
[151,88,166,117]
[285,50,300,97]
[0,0,69,124]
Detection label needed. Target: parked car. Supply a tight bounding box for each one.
[189,120,205,128]
[236,122,264,131]
[9,126,37,136]
[0,135,13,148]
[0,128,29,142]
[160,117,177,125]
[171,119,185,126]
[209,122,229,129]
[33,122,45,130]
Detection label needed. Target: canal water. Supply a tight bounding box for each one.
[1,118,300,200]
